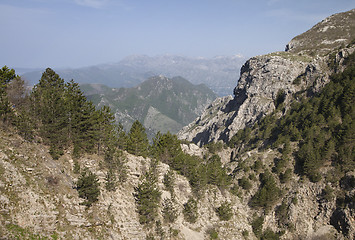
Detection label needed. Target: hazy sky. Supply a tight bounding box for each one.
[1,0,354,68]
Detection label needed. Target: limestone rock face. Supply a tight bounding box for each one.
[178,53,324,145]
[178,8,355,146]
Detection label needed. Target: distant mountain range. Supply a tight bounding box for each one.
[20,54,246,96]
[81,75,217,139]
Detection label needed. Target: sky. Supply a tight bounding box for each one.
[0,0,354,69]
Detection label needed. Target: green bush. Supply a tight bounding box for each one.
[163,169,175,194]
[162,198,178,223]
[76,169,100,207]
[215,201,233,221]
[250,170,281,211]
[239,176,252,191]
[183,197,198,223]
[251,215,264,238]
[206,228,219,239]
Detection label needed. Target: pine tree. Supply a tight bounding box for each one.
[127,120,149,157]
[31,68,68,158]
[134,169,161,225]
[0,66,16,123]
[151,131,182,164]
[117,122,128,150]
[96,105,115,154]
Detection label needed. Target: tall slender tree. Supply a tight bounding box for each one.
[127,120,149,157]
[0,66,16,123]
[31,68,68,158]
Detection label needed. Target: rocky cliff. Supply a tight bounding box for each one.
[178,9,355,146]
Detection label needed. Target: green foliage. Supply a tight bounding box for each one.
[162,197,178,223]
[238,176,252,191]
[204,141,224,153]
[321,185,334,202]
[261,228,282,240]
[250,170,281,211]
[76,169,100,207]
[134,167,161,225]
[127,120,149,157]
[105,169,117,192]
[151,132,230,195]
[215,201,233,221]
[275,89,286,109]
[206,227,219,239]
[242,230,249,238]
[104,148,128,183]
[279,168,293,184]
[73,160,80,174]
[28,68,117,158]
[163,169,175,194]
[206,154,231,190]
[275,201,288,227]
[151,131,181,164]
[230,51,355,184]
[252,159,263,172]
[228,127,252,148]
[0,66,16,123]
[251,215,264,239]
[183,197,198,223]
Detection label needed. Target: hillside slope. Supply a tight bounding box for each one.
[82,75,217,139]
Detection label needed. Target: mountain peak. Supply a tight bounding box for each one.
[286,9,355,55]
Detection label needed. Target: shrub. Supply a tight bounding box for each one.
[183,197,198,223]
[163,169,175,194]
[105,169,117,192]
[76,169,100,207]
[206,227,219,239]
[261,228,281,240]
[322,185,334,202]
[250,170,281,211]
[239,176,252,191]
[162,198,178,223]
[275,201,288,227]
[215,201,233,221]
[279,168,292,184]
[251,215,264,238]
[275,89,286,109]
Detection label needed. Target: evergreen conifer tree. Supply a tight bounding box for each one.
[0,66,16,123]
[134,168,161,225]
[31,68,68,158]
[127,120,149,157]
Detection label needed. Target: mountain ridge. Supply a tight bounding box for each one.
[82,75,217,139]
[20,54,246,96]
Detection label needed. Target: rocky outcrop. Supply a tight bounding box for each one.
[178,53,320,145]
[178,9,355,146]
